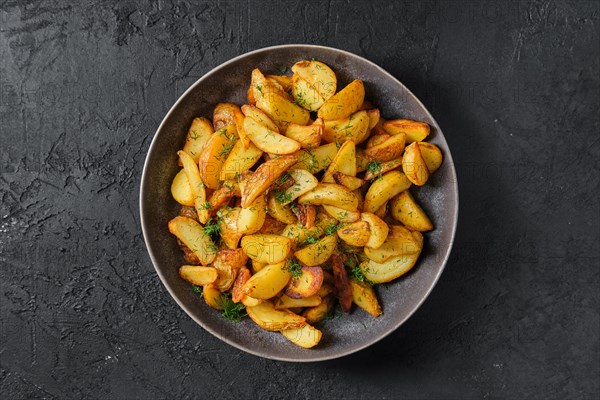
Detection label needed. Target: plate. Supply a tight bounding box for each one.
[140,45,458,361]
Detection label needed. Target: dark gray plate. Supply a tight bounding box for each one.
[139,44,458,362]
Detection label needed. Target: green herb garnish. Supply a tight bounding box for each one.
[367,161,382,178]
[324,223,339,236]
[191,285,203,297]
[285,257,303,277]
[219,294,247,322]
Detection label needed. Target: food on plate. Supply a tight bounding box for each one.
[167,59,443,348]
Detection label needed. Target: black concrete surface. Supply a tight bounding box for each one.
[1,1,598,399]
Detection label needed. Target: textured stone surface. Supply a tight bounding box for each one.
[1,1,598,399]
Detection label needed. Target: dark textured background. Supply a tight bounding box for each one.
[1,1,598,399]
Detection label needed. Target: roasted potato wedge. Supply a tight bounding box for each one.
[242,261,291,299]
[182,117,214,163]
[281,223,324,246]
[219,207,243,249]
[212,248,248,292]
[298,183,358,211]
[232,267,251,303]
[278,169,319,205]
[179,265,218,286]
[281,323,322,348]
[243,116,301,155]
[350,279,382,317]
[241,155,297,207]
[266,74,293,92]
[241,234,292,264]
[363,171,412,213]
[171,169,194,207]
[302,295,335,324]
[318,79,365,120]
[364,225,422,263]
[418,142,443,173]
[285,266,324,298]
[285,123,322,149]
[322,205,361,222]
[198,126,237,190]
[294,234,337,267]
[267,193,298,224]
[168,216,217,265]
[291,60,337,100]
[361,212,389,249]
[322,140,356,183]
[402,142,430,186]
[322,111,370,144]
[292,74,325,111]
[389,191,433,232]
[238,194,267,235]
[337,220,371,247]
[291,143,338,173]
[383,119,430,143]
[365,133,405,162]
[220,140,263,180]
[332,254,352,312]
[213,103,241,130]
[178,151,209,224]
[241,104,279,132]
[275,294,322,309]
[366,108,380,130]
[203,284,225,310]
[246,301,306,331]
[363,158,403,181]
[366,133,391,148]
[360,250,422,284]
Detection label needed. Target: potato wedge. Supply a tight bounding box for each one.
[302,295,335,324]
[291,143,338,173]
[171,169,194,206]
[281,223,323,246]
[366,133,391,148]
[241,104,279,132]
[267,193,298,224]
[350,279,382,317]
[333,172,365,190]
[285,266,324,298]
[360,250,422,283]
[402,142,430,186]
[258,215,287,235]
[363,158,403,181]
[212,248,247,292]
[241,155,297,207]
[298,183,358,211]
[278,169,319,205]
[322,205,361,222]
[281,323,322,349]
[355,148,369,172]
[168,216,217,265]
[241,234,292,264]
[182,117,214,163]
[361,212,389,249]
[332,254,352,312]
[292,74,325,111]
[220,139,263,180]
[243,116,301,155]
[242,261,291,299]
[363,171,412,213]
[285,123,322,149]
[232,267,251,303]
[389,191,433,231]
[366,108,380,130]
[246,301,305,331]
[337,220,371,247]
[179,265,218,286]
[322,111,370,144]
[241,295,263,307]
[364,225,422,263]
[365,133,406,162]
[294,235,337,267]
[418,142,443,173]
[291,60,337,100]
[178,151,209,224]
[322,140,356,183]
[318,79,365,120]
[219,207,243,249]
[383,119,430,143]
[198,126,237,189]
[203,284,225,310]
[238,194,267,235]
[275,294,322,309]
[213,103,241,130]
[374,200,388,219]
[266,74,293,92]
[254,77,310,130]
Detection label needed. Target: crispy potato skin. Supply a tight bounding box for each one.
[285,266,324,299]
[332,254,353,312]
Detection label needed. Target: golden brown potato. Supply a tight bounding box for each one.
[178,150,209,224]
[168,216,217,265]
[171,169,194,207]
[182,117,214,163]
[322,111,370,144]
[212,248,248,292]
[322,140,356,182]
[332,254,352,312]
[318,79,365,120]
[281,223,323,246]
[350,279,382,317]
[337,220,371,247]
[267,193,298,224]
[365,133,406,162]
[291,143,338,173]
[389,191,433,231]
[246,301,306,331]
[360,212,389,249]
[291,60,337,100]
[298,183,358,211]
[278,169,319,205]
[179,265,218,286]
[241,155,298,207]
[238,194,267,235]
[292,74,325,111]
[366,133,391,148]
[243,116,301,155]
[333,172,365,191]
[418,142,443,173]
[203,284,225,310]
[285,123,322,149]
[275,294,322,309]
[232,267,251,303]
[285,266,324,298]
[281,323,322,348]
[294,235,337,267]
[360,250,422,284]
[240,234,292,264]
[363,158,403,181]
[363,171,412,213]
[402,142,430,186]
[364,225,422,263]
[302,294,335,324]
[213,103,241,130]
[220,140,263,180]
[383,119,430,143]
[198,126,237,190]
[242,261,291,299]
[218,207,243,249]
[366,108,380,130]
[322,205,361,222]
[266,74,293,91]
[241,104,279,132]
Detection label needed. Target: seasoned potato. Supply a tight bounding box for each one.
[318,79,365,120]
[291,143,338,173]
[360,250,422,284]
[322,111,370,144]
[219,207,243,249]
[285,123,322,149]
[168,216,217,265]
[198,126,237,189]
[220,140,263,180]
[243,116,301,155]
[363,171,412,213]
[322,140,356,183]
[267,193,298,224]
[171,169,194,207]
[298,183,358,211]
[275,294,322,309]
[389,191,433,231]
[364,225,422,263]
[203,284,225,310]
[294,235,337,267]
[322,205,361,222]
[179,265,218,286]
[383,119,430,143]
[281,323,322,348]
[292,74,325,111]
[182,117,214,162]
[303,295,335,324]
[363,158,403,180]
[241,234,292,264]
[242,261,291,299]
[291,60,337,100]
[366,108,380,130]
[402,142,430,186]
[366,133,391,148]
[178,150,209,224]
[365,133,405,162]
[232,267,251,302]
[333,172,365,190]
[246,301,306,331]
[213,103,241,130]
[332,254,352,312]
[241,104,279,132]
[266,74,293,92]
[418,142,443,173]
[337,220,371,247]
[212,248,248,291]
[350,279,382,317]
[238,194,267,235]
[279,169,319,205]
[360,212,389,249]
[241,155,297,207]
[285,266,324,298]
